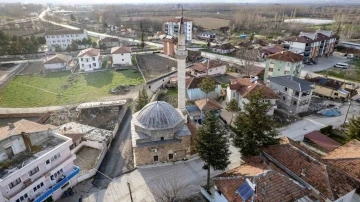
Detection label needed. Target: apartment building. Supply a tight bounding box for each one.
[282,30,339,62]
[164,17,192,44]
[77,48,101,72]
[0,120,78,202]
[45,29,88,51]
[264,51,304,80]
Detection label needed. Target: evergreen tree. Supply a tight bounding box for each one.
[66,45,72,53]
[37,36,46,45]
[345,116,360,141]
[195,110,230,191]
[232,92,279,157]
[199,77,216,98]
[70,14,76,21]
[226,98,240,125]
[100,43,107,50]
[54,45,62,52]
[135,87,149,112]
[92,41,98,48]
[70,41,78,51]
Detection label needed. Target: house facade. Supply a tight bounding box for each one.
[97,37,120,48]
[226,78,279,116]
[0,120,79,202]
[77,48,101,72]
[164,17,192,44]
[264,51,304,80]
[45,29,87,51]
[199,32,216,41]
[162,37,178,57]
[190,59,228,77]
[111,46,132,66]
[306,77,350,99]
[211,43,236,54]
[186,77,222,101]
[267,76,313,114]
[43,54,73,71]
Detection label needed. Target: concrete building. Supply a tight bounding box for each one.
[186,77,222,101]
[162,36,177,57]
[111,46,132,67]
[43,54,74,71]
[264,51,304,80]
[176,13,188,110]
[0,120,79,202]
[45,29,87,51]
[164,17,192,44]
[190,59,227,77]
[77,48,101,72]
[211,43,236,54]
[306,77,350,99]
[267,76,313,114]
[131,101,195,166]
[227,78,279,116]
[97,37,121,48]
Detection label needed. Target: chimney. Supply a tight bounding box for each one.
[8,123,15,129]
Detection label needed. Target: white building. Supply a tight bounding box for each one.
[111,46,132,66]
[0,120,79,202]
[226,78,279,116]
[77,48,101,72]
[190,59,227,77]
[45,29,88,51]
[43,54,73,71]
[211,43,236,54]
[200,32,216,40]
[164,17,192,44]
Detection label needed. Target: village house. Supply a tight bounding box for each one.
[162,36,178,57]
[111,46,132,67]
[211,43,236,54]
[190,59,228,77]
[0,120,79,202]
[200,156,314,202]
[262,137,360,202]
[45,29,88,51]
[131,101,196,166]
[258,45,284,60]
[267,76,313,114]
[186,98,223,123]
[97,37,121,48]
[227,77,279,116]
[186,77,222,101]
[264,50,304,80]
[77,48,101,72]
[199,32,216,41]
[43,54,75,71]
[164,17,192,44]
[306,77,350,99]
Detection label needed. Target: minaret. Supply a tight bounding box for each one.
[176,7,188,110]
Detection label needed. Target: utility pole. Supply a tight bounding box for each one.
[343,100,352,126]
[127,182,134,202]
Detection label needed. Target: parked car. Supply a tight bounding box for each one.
[347,54,354,59]
[334,63,349,69]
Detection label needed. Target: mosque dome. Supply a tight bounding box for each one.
[136,101,183,129]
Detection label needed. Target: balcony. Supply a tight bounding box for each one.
[34,166,79,202]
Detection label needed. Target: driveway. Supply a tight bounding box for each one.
[279,101,360,141]
[302,53,350,72]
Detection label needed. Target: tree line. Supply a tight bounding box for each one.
[0,30,46,55]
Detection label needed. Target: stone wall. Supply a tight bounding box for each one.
[134,135,191,166]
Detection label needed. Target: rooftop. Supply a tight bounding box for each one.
[267,51,304,63]
[306,77,344,91]
[185,76,219,89]
[268,76,313,92]
[111,46,132,54]
[45,29,84,36]
[229,78,279,100]
[190,59,228,72]
[304,131,341,152]
[43,54,71,65]
[59,122,113,143]
[323,139,360,159]
[77,48,100,57]
[212,43,236,50]
[195,98,223,111]
[261,45,284,54]
[284,36,314,44]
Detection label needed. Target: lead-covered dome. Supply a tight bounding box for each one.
[136,101,183,129]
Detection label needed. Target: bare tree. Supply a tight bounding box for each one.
[150,172,189,202]
[236,49,258,77]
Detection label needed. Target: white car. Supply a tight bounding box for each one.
[334,63,349,69]
[347,54,354,59]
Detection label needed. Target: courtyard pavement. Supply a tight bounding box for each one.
[302,53,351,72]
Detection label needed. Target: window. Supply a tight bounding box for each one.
[287,62,290,67]
[121,53,123,55]
[278,69,280,71]
[46,159,50,164]
[269,68,273,72]
[33,187,37,192]
[169,153,173,160]
[122,59,124,61]
[86,59,89,62]
[153,155,159,162]
[9,178,21,189]
[29,166,39,176]
[293,101,298,106]
[16,193,28,202]
[82,64,84,67]
[92,57,95,61]
[334,92,338,96]
[284,87,288,91]
[160,137,164,141]
[81,58,83,61]
[270,60,274,64]
[282,96,286,101]
[93,63,96,67]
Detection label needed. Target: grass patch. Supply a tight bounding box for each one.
[0,70,143,107]
[90,36,99,42]
[315,66,360,83]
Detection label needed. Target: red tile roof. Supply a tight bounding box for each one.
[267,51,304,63]
[195,98,222,111]
[190,59,228,72]
[304,131,341,152]
[323,140,360,159]
[212,43,236,50]
[230,78,279,100]
[77,48,100,57]
[43,54,70,65]
[111,46,132,54]
[250,65,265,77]
[284,36,314,43]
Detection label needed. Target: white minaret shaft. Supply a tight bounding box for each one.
[176,8,188,110]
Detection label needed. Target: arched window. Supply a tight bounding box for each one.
[160,137,164,141]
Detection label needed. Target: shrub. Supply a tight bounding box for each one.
[320,125,333,135]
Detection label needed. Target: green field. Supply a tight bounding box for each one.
[0,70,143,107]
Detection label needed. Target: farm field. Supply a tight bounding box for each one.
[0,70,143,107]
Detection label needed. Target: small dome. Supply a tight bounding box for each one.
[136,101,183,129]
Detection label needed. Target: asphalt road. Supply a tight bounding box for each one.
[92,109,133,189]
[302,53,351,72]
